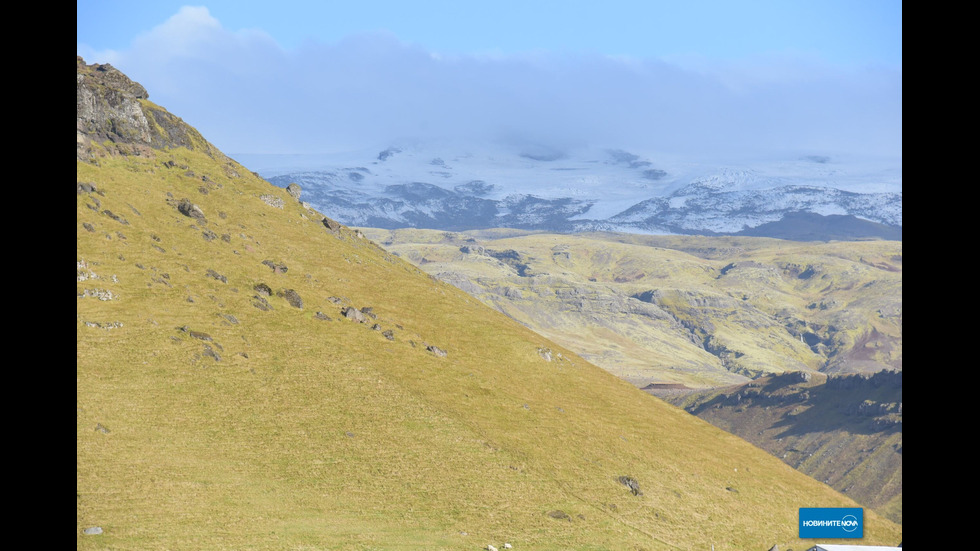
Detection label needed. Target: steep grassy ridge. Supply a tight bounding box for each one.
[77,58,901,549]
[358,226,902,525]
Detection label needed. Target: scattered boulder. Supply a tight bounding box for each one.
[177,198,206,221]
[262,259,288,273]
[203,344,221,362]
[278,288,303,309]
[426,345,448,357]
[254,283,272,296]
[314,312,332,321]
[252,295,273,311]
[102,209,129,225]
[322,217,342,232]
[82,527,103,536]
[618,476,642,496]
[382,329,395,341]
[286,183,302,200]
[206,269,227,283]
[188,330,212,342]
[77,181,97,194]
[342,306,367,323]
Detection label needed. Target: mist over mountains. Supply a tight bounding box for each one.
[240,140,901,240]
[81,6,901,160]
[82,6,901,242]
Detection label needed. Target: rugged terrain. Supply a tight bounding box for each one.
[650,371,902,525]
[77,57,901,549]
[359,228,902,387]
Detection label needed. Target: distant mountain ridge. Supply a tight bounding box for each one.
[251,142,902,240]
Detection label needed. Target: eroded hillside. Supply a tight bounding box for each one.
[653,370,902,524]
[360,228,902,388]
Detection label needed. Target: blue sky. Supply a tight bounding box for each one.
[77,1,901,158]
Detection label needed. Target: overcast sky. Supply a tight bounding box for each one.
[77,1,901,159]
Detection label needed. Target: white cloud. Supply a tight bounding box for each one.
[81,7,902,159]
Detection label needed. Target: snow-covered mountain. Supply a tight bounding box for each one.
[234,140,902,240]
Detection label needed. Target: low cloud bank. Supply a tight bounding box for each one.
[78,6,901,159]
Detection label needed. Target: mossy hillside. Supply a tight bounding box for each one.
[367,230,750,387]
[362,228,901,386]
[78,148,902,549]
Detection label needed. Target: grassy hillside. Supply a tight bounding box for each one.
[77,57,901,549]
[356,226,902,525]
[361,228,901,388]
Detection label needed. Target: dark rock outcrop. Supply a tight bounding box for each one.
[618,475,643,496]
[322,217,342,232]
[206,269,227,283]
[77,56,216,159]
[426,344,447,357]
[278,288,303,309]
[261,260,288,273]
[177,199,206,221]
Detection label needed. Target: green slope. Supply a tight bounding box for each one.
[358,224,902,525]
[77,57,901,550]
[362,228,902,388]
